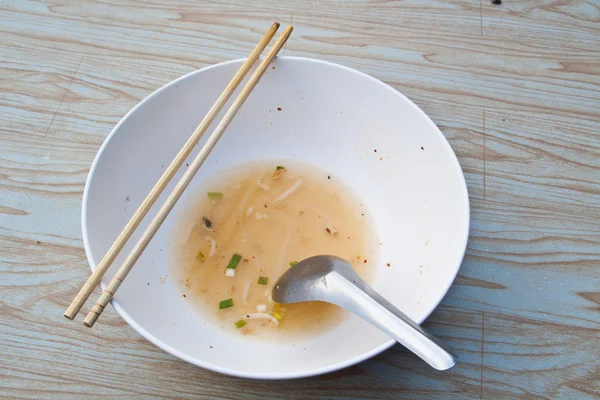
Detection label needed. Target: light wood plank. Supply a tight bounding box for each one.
[0,47,94,249]
[482,0,600,54]
[0,0,292,67]
[0,46,81,138]
[215,0,483,37]
[482,313,600,399]
[46,56,193,145]
[445,198,600,329]
[281,2,599,117]
[2,0,600,397]
[484,109,600,216]
[0,130,94,248]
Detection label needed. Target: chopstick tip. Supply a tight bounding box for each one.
[64,303,79,320]
[83,312,98,328]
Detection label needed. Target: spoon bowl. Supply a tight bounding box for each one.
[273,255,458,371]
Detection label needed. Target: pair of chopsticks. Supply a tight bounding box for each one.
[65,22,293,327]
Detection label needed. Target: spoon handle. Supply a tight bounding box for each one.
[329,273,458,370]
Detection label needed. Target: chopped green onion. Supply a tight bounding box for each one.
[219,298,234,309]
[235,319,247,329]
[289,261,298,267]
[276,166,286,170]
[257,276,269,285]
[227,253,242,269]
[272,311,283,321]
[196,251,206,263]
[207,191,223,200]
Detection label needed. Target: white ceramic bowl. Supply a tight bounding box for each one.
[82,56,469,379]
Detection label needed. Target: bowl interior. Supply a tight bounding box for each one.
[83,57,469,379]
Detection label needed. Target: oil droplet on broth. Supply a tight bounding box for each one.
[170,161,378,341]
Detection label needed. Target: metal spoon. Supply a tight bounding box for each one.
[272,255,457,370]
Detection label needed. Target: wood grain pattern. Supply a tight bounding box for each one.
[279,1,600,117]
[46,56,193,145]
[484,109,600,216]
[482,0,600,54]
[0,0,292,66]
[482,313,600,399]
[0,46,81,139]
[447,198,600,328]
[1,0,599,398]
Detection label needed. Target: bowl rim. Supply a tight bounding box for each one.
[81,55,470,379]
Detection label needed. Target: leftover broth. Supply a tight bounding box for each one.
[171,161,377,339]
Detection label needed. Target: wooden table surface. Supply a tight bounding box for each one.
[1,0,599,398]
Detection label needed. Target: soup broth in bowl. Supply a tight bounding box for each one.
[171,161,377,340]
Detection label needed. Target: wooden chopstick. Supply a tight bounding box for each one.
[83,25,294,327]
[63,22,281,320]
